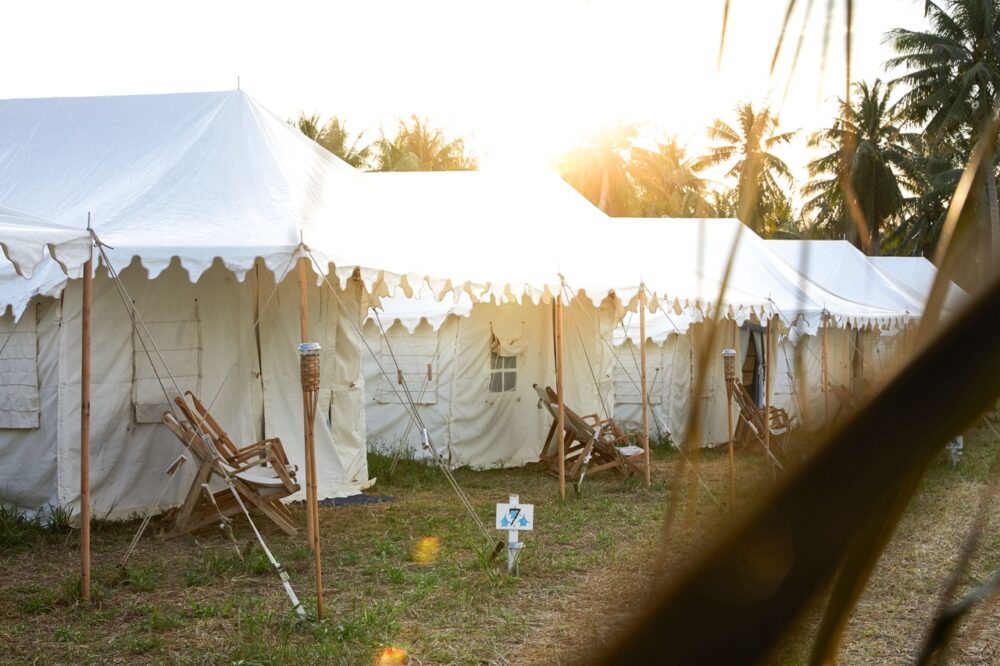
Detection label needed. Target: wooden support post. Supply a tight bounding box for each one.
[555,295,566,500]
[765,317,773,453]
[722,348,737,510]
[639,287,651,486]
[80,254,92,602]
[822,311,830,427]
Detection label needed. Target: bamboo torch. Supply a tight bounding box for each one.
[298,341,323,619]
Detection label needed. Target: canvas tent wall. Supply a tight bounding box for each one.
[0,91,373,518]
[363,291,618,469]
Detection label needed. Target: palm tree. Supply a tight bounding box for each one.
[803,81,908,254]
[294,113,374,169]
[556,124,638,216]
[886,131,967,256]
[886,0,1000,272]
[694,102,797,236]
[629,138,714,217]
[374,116,477,171]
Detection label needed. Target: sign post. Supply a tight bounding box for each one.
[495,495,534,575]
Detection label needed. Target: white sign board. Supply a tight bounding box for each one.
[495,501,534,531]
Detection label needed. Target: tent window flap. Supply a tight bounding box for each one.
[613,346,662,405]
[132,302,202,423]
[0,308,39,429]
[375,332,438,405]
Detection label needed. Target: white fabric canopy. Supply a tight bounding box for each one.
[0,207,91,280]
[0,90,361,319]
[314,169,614,304]
[368,289,474,333]
[612,222,910,345]
[767,240,923,317]
[0,90,929,331]
[868,255,969,317]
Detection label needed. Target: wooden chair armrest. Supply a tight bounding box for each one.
[266,449,298,492]
[229,444,269,465]
[262,437,291,467]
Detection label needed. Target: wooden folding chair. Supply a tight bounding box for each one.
[730,382,791,456]
[174,391,293,469]
[160,409,300,539]
[533,384,645,485]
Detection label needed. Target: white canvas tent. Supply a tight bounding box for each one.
[353,170,622,469]
[611,227,919,445]
[764,240,924,424]
[0,91,374,517]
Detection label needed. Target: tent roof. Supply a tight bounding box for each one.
[0,91,933,330]
[607,219,906,332]
[0,90,367,318]
[767,240,923,316]
[0,206,92,279]
[868,255,969,316]
[314,169,613,304]
[367,290,474,334]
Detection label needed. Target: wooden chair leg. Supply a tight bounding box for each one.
[569,436,596,479]
[233,480,299,536]
[173,461,214,533]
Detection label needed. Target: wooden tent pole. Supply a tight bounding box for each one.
[822,311,830,427]
[555,294,566,500]
[80,252,92,602]
[723,349,736,510]
[639,287,651,486]
[765,316,773,453]
[297,258,317,551]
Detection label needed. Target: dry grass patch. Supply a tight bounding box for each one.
[1,428,997,664]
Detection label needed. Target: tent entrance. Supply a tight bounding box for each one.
[740,324,766,409]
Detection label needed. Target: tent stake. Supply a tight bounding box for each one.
[80,250,93,602]
[639,287,651,486]
[555,295,566,500]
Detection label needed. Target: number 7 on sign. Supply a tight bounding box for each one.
[495,501,533,531]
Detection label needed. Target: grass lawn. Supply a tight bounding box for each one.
[1,422,998,665]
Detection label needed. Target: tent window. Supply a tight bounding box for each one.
[0,308,40,429]
[375,331,438,405]
[613,344,661,405]
[132,301,202,423]
[489,352,516,393]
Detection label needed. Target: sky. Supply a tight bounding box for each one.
[0,0,929,183]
